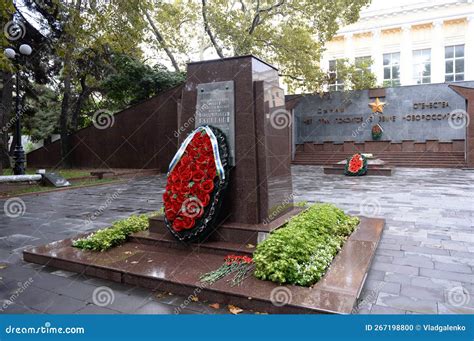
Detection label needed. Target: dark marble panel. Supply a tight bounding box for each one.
[179,55,293,226]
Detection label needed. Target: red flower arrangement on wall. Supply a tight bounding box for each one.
[163,126,230,242]
[371,124,383,140]
[344,153,368,176]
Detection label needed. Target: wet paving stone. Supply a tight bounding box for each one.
[0,166,473,314]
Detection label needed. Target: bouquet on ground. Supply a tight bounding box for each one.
[200,255,254,287]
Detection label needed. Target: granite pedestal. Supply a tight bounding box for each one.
[24,215,384,314]
[323,159,393,176]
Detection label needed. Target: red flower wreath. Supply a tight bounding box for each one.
[344,153,368,176]
[163,130,218,232]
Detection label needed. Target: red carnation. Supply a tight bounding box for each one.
[172,218,184,231]
[189,162,198,172]
[192,169,206,182]
[200,179,214,193]
[181,156,192,166]
[198,193,210,207]
[182,216,195,230]
[171,171,180,183]
[171,183,183,195]
[182,168,193,181]
[207,163,216,177]
[165,207,178,221]
[188,148,199,160]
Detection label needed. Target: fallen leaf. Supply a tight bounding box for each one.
[155,292,165,298]
[147,259,153,263]
[130,261,139,264]
[190,296,199,302]
[0,264,7,270]
[168,292,173,296]
[228,304,243,315]
[124,251,132,255]
[246,244,255,249]
[209,303,220,309]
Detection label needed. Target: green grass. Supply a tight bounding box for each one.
[1,168,91,179]
[253,203,360,287]
[73,213,156,251]
[0,178,120,197]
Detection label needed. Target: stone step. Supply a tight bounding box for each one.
[130,230,255,256]
[294,161,466,168]
[295,151,465,154]
[295,160,466,165]
[294,153,464,157]
[292,150,467,168]
[295,159,465,163]
[23,216,385,314]
[149,207,303,244]
[294,155,465,159]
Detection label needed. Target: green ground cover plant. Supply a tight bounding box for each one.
[253,203,359,286]
[73,213,156,251]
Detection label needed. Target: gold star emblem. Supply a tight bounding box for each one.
[368,97,386,113]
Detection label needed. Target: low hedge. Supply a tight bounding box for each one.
[253,203,359,286]
[72,213,154,251]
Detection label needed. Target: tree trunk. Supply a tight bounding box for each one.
[144,10,181,72]
[59,58,72,168]
[59,0,83,168]
[0,71,13,172]
[71,77,90,131]
[201,0,224,58]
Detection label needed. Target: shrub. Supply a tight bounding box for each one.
[253,203,359,286]
[72,213,154,251]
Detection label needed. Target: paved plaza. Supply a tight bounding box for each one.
[0,166,473,314]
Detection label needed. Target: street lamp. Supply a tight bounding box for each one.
[4,43,32,175]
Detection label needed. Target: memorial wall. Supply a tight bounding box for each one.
[294,81,474,144]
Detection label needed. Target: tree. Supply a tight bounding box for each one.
[0,2,16,172]
[16,0,148,166]
[196,0,372,92]
[101,54,185,109]
[131,0,372,92]
[139,0,199,72]
[23,84,60,142]
[328,58,376,91]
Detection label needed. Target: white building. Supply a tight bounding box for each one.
[322,0,474,90]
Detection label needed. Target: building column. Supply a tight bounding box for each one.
[400,25,412,85]
[431,20,445,84]
[466,15,474,81]
[344,33,355,63]
[371,29,383,85]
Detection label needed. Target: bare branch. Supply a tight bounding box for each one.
[144,10,181,72]
[248,0,285,34]
[201,0,224,58]
[279,73,304,81]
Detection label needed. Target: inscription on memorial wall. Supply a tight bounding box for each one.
[294,83,471,143]
[196,80,235,165]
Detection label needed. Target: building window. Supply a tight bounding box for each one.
[355,56,371,69]
[413,48,431,84]
[445,45,464,82]
[328,59,344,91]
[355,56,372,73]
[383,52,400,87]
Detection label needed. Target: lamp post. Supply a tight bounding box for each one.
[4,44,32,175]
